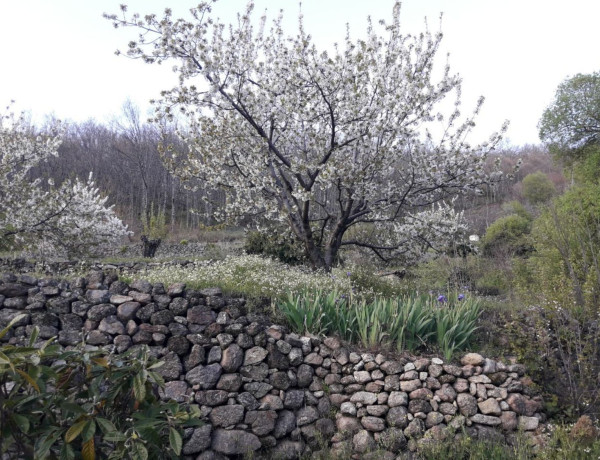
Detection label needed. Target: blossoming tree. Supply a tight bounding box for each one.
[0,111,130,257]
[108,2,506,270]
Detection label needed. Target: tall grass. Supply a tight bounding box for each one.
[278,291,480,357]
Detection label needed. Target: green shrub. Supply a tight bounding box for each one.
[0,316,201,459]
[522,171,556,204]
[244,230,305,265]
[481,214,533,257]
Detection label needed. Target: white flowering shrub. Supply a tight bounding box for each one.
[121,254,405,300]
[0,111,130,258]
[108,2,506,270]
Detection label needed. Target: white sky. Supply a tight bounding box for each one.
[1,0,599,146]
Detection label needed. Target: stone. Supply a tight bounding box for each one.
[130,279,153,294]
[167,336,191,356]
[167,282,186,297]
[296,364,314,388]
[380,360,403,375]
[244,346,269,365]
[478,398,502,416]
[296,406,319,426]
[273,410,297,439]
[461,353,484,366]
[0,283,30,297]
[216,373,243,392]
[87,304,116,321]
[182,425,212,455]
[500,411,518,431]
[350,391,378,405]
[353,430,376,453]
[160,380,190,403]
[98,316,125,335]
[404,418,424,438]
[187,306,216,325]
[283,389,305,409]
[150,309,174,325]
[85,290,110,305]
[425,412,445,428]
[400,379,422,392]
[518,416,539,431]
[457,393,478,416]
[117,301,140,322]
[386,406,409,429]
[244,382,273,399]
[221,344,244,372]
[470,414,502,426]
[185,363,222,389]
[361,416,385,432]
[211,429,261,455]
[156,352,183,381]
[209,404,244,427]
[246,410,278,436]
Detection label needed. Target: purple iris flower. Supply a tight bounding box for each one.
[437,295,447,303]
[458,293,465,301]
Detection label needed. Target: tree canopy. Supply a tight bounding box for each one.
[539,71,600,159]
[108,1,507,270]
[0,111,130,257]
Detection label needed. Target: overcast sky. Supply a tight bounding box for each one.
[1,0,598,146]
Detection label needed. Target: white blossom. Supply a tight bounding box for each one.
[0,110,131,258]
[109,1,507,269]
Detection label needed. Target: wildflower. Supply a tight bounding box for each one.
[437,295,447,303]
[458,293,465,301]
[347,271,351,277]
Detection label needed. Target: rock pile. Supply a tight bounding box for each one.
[0,272,544,459]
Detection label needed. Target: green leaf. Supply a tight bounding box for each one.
[0,314,27,339]
[169,428,182,456]
[95,417,117,434]
[133,372,146,401]
[65,419,87,443]
[81,420,96,442]
[16,368,40,392]
[147,360,164,370]
[131,441,148,460]
[103,431,127,442]
[12,414,30,433]
[35,428,63,459]
[59,443,76,460]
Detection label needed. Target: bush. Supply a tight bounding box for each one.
[481,214,533,257]
[244,230,305,265]
[522,171,556,204]
[0,316,201,459]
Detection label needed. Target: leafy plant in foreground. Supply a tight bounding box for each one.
[0,315,201,460]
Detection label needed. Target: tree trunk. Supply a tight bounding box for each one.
[141,235,161,258]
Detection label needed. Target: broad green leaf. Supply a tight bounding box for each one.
[81,420,96,442]
[131,441,148,460]
[16,369,40,392]
[95,417,117,434]
[59,442,76,460]
[12,414,30,433]
[133,372,146,402]
[65,419,87,443]
[35,428,63,459]
[169,427,182,455]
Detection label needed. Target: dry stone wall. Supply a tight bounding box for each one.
[0,271,545,459]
